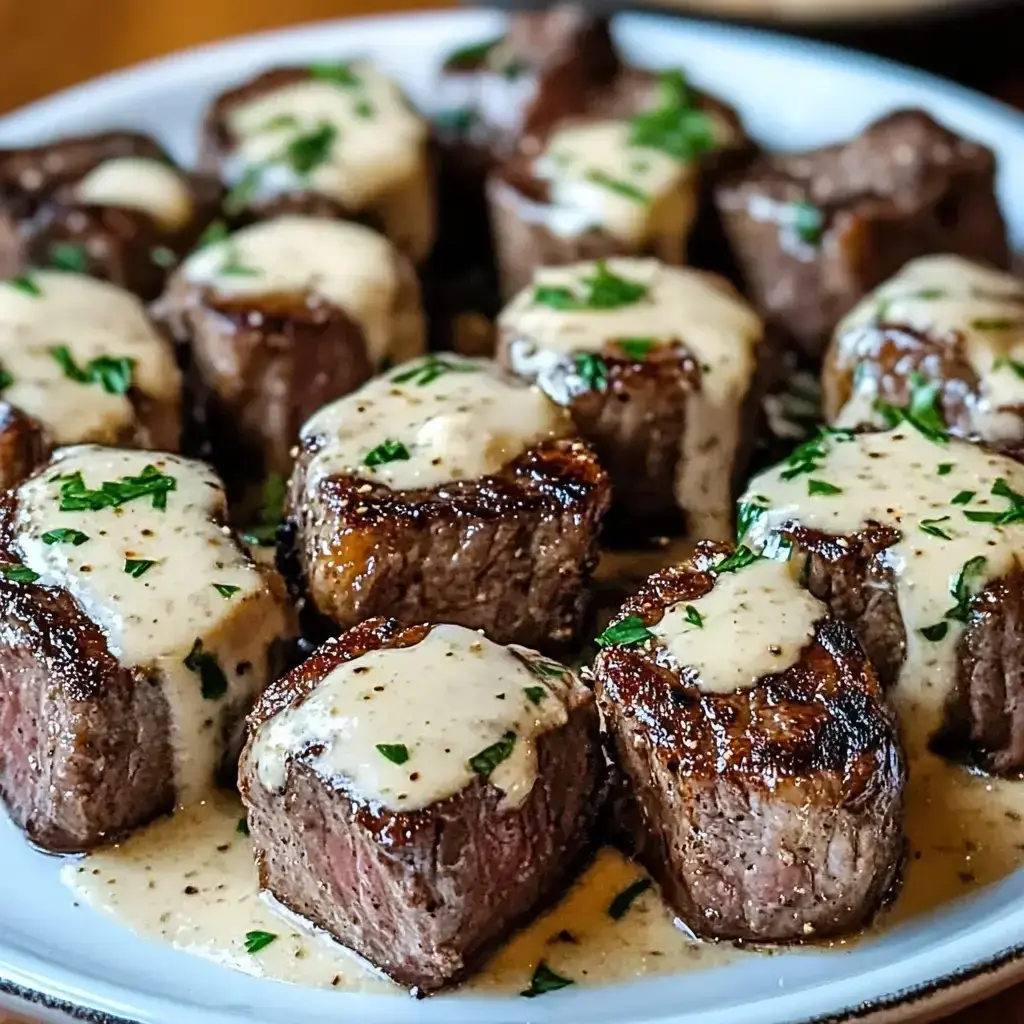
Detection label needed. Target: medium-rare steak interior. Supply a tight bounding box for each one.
[283,352,609,650]
[823,254,1024,447]
[240,618,602,994]
[741,424,1024,772]
[715,110,1010,361]
[595,542,904,941]
[200,61,434,263]
[497,257,768,538]
[0,445,293,852]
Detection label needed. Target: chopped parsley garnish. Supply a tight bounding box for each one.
[51,346,135,396]
[595,615,652,648]
[0,365,11,391]
[533,261,648,311]
[808,479,842,496]
[213,583,240,599]
[779,427,852,481]
[520,961,574,998]
[500,59,528,80]
[446,36,501,69]
[376,743,409,765]
[223,165,264,216]
[285,122,338,175]
[468,731,516,776]
[236,817,250,836]
[242,473,286,547]
[0,562,39,583]
[736,498,769,542]
[49,241,88,273]
[875,372,947,443]
[41,528,89,546]
[683,605,703,628]
[150,245,177,268]
[994,357,1024,380]
[617,338,656,360]
[244,930,277,954]
[608,877,652,920]
[353,99,374,120]
[57,464,176,512]
[184,638,228,700]
[584,169,648,202]
[124,558,156,578]
[937,463,955,476]
[524,685,547,706]
[972,318,1020,331]
[790,201,824,246]
[951,490,975,505]
[363,439,411,468]
[919,516,952,539]
[433,107,476,135]
[525,658,566,680]
[920,621,949,642]
[628,69,716,162]
[714,545,759,574]
[945,555,987,623]
[217,246,261,277]
[573,352,607,391]
[197,219,230,249]
[391,354,477,386]
[962,477,1024,524]
[9,275,41,297]
[310,62,361,87]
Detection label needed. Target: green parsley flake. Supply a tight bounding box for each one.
[524,685,547,706]
[714,545,759,574]
[533,261,648,311]
[617,338,657,360]
[391,355,477,387]
[937,463,955,476]
[184,638,228,700]
[875,372,947,444]
[468,731,516,776]
[919,621,949,642]
[445,36,502,70]
[945,555,987,623]
[584,169,648,202]
[0,562,39,584]
[57,464,176,512]
[51,346,135,396]
[628,69,716,162]
[9,276,41,297]
[49,241,89,273]
[41,528,89,546]
[790,201,824,246]
[608,877,652,920]
[595,614,652,648]
[808,479,842,496]
[124,558,156,578]
[213,583,241,599]
[236,817,250,836]
[683,605,703,628]
[244,930,277,954]
[376,743,409,765]
[520,961,574,998]
[310,62,361,87]
[363,439,411,468]
[573,352,608,391]
[242,474,286,548]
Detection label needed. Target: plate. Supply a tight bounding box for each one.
[3,9,1024,1024]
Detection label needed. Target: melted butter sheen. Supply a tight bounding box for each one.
[75,157,194,231]
[182,215,420,366]
[0,272,180,445]
[652,557,826,692]
[301,354,571,492]
[15,445,290,802]
[499,259,764,540]
[742,426,1024,749]
[252,624,585,811]
[532,121,697,249]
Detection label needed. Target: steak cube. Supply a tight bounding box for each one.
[715,110,1010,361]
[240,618,602,993]
[0,131,220,299]
[0,445,294,851]
[282,353,609,651]
[595,542,904,941]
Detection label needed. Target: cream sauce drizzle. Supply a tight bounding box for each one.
[75,157,194,231]
[300,355,571,492]
[0,272,180,445]
[223,64,432,260]
[499,259,764,539]
[251,624,585,812]
[15,446,291,803]
[651,556,826,692]
[181,215,421,367]
[532,121,698,250]
[742,426,1024,751]
[835,255,1024,441]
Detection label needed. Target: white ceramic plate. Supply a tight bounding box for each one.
[3,10,1024,1024]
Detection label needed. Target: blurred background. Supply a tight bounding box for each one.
[1,0,1023,114]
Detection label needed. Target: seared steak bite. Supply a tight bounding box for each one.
[283,353,609,650]
[156,214,425,485]
[200,62,434,263]
[823,255,1024,447]
[487,68,747,299]
[594,543,904,941]
[0,445,293,852]
[240,618,602,994]
[0,131,219,299]
[741,424,1024,773]
[715,110,1010,361]
[0,271,181,484]
[497,257,768,538]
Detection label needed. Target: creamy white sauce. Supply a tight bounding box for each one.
[15,446,291,803]
[532,121,698,252]
[252,623,585,811]
[499,259,764,539]
[181,215,423,367]
[300,354,571,492]
[224,63,432,261]
[651,556,825,692]
[742,426,1024,751]
[0,271,180,445]
[75,157,194,231]
[834,255,1024,441]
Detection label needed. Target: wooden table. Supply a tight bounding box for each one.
[0,1,1022,1022]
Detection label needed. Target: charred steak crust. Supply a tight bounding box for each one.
[240,618,604,993]
[0,131,220,299]
[595,544,905,941]
[715,109,1010,360]
[0,404,47,493]
[284,438,610,652]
